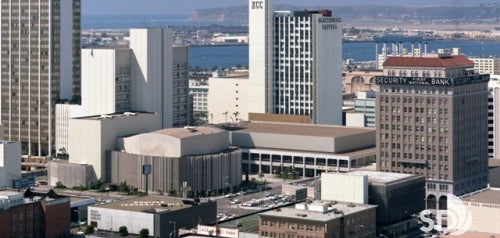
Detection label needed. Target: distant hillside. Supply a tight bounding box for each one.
[188,3,500,25]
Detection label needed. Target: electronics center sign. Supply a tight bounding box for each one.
[318,17,342,30]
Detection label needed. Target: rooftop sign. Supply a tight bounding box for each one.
[375,74,489,86]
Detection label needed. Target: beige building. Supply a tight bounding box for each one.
[230,121,376,177]
[470,56,500,76]
[0,0,81,156]
[259,200,377,238]
[49,112,161,187]
[343,69,382,95]
[460,188,500,234]
[109,126,241,195]
[376,54,490,204]
[207,71,249,124]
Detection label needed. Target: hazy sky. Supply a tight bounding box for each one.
[82,0,489,16]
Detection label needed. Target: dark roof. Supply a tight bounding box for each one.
[383,55,474,68]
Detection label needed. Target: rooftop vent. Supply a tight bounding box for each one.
[184,126,198,132]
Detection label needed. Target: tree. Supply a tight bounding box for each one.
[118,181,130,194]
[119,226,129,236]
[233,111,240,122]
[139,228,149,238]
[55,181,66,189]
[57,147,69,160]
[84,225,94,235]
[90,178,103,190]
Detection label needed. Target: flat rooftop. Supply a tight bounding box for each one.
[152,126,225,139]
[462,189,500,205]
[92,195,208,213]
[229,122,374,138]
[0,190,22,197]
[260,201,376,222]
[76,111,155,120]
[346,170,421,184]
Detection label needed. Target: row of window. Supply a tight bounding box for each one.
[261,220,323,232]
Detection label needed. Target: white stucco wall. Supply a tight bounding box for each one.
[68,113,161,180]
[88,207,155,236]
[208,77,249,124]
[321,172,368,204]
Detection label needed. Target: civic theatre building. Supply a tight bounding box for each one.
[375,54,490,209]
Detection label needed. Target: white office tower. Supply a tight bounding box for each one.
[248,0,343,125]
[79,28,189,128]
[130,28,175,128]
[249,0,273,114]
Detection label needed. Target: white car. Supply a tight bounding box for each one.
[225,193,237,198]
[230,199,241,205]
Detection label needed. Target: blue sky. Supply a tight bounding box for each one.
[82,0,490,16]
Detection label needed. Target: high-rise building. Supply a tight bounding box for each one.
[79,28,189,128]
[248,0,343,125]
[0,0,81,156]
[471,56,500,159]
[488,81,500,159]
[376,54,490,205]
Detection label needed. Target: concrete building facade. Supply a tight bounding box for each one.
[376,54,490,205]
[108,126,241,195]
[229,122,376,177]
[49,112,162,187]
[470,56,500,76]
[0,141,21,189]
[207,72,249,124]
[0,0,81,156]
[488,81,500,159]
[259,201,377,238]
[249,0,343,125]
[79,28,189,128]
[346,91,376,128]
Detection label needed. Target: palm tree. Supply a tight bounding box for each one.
[233,111,240,122]
[223,111,228,123]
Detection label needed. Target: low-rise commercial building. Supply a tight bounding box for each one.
[320,171,425,236]
[49,111,162,188]
[460,188,500,234]
[88,195,217,237]
[259,200,377,238]
[229,121,376,177]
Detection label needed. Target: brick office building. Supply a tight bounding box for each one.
[0,189,70,238]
